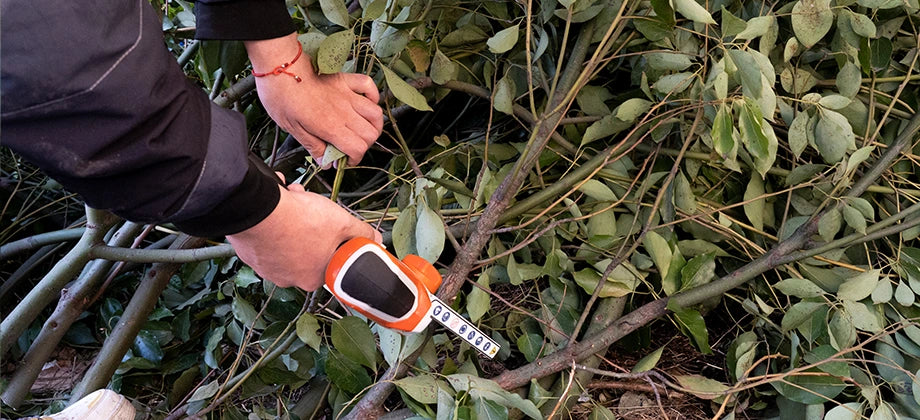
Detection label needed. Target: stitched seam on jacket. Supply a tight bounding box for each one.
[1,0,146,118]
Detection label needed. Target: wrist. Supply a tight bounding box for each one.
[245,32,304,74]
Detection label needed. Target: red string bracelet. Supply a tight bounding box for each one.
[252,46,303,82]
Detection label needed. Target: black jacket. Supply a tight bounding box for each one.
[1,0,296,236]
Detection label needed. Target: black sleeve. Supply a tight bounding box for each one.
[1,0,280,237]
[194,0,297,40]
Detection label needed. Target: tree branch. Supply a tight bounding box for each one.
[1,221,142,407]
[0,228,85,260]
[69,234,206,402]
[0,207,119,358]
[89,243,235,263]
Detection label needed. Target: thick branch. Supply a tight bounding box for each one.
[214,75,255,108]
[0,228,85,260]
[89,243,235,263]
[1,221,142,408]
[0,207,118,358]
[69,234,206,402]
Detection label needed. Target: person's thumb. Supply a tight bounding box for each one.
[345,217,381,244]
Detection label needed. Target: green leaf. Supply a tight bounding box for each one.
[825,403,862,420]
[895,280,915,306]
[847,146,874,176]
[331,316,378,370]
[818,95,851,110]
[317,30,354,74]
[791,0,834,48]
[736,16,776,40]
[673,308,712,354]
[784,37,802,62]
[486,25,519,54]
[652,72,696,94]
[739,100,771,160]
[474,398,508,419]
[430,49,457,85]
[362,0,387,19]
[848,12,877,38]
[441,25,489,47]
[646,52,694,71]
[381,65,432,111]
[578,179,617,202]
[325,350,373,394]
[842,300,882,332]
[842,204,866,234]
[775,278,826,298]
[377,326,402,367]
[836,61,862,99]
[869,38,893,72]
[673,375,728,399]
[803,345,848,377]
[829,310,857,351]
[728,51,764,98]
[467,272,491,322]
[319,0,350,28]
[744,175,766,231]
[788,111,810,159]
[614,98,653,122]
[780,66,818,95]
[781,301,826,333]
[581,112,633,145]
[415,202,445,263]
[680,253,716,291]
[587,207,617,248]
[218,41,247,77]
[871,278,893,304]
[394,375,439,404]
[672,0,716,24]
[644,231,673,281]
[493,74,516,115]
[517,333,544,362]
[436,387,456,420]
[721,6,747,38]
[632,346,664,373]
[847,197,875,220]
[576,85,613,116]
[446,373,542,419]
[874,338,908,383]
[914,369,920,407]
[232,267,261,288]
[772,368,846,404]
[674,171,696,213]
[133,330,164,364]
[712,104,735,158]
[818,207,842,242]
[188,380,219,402]
[204,327,224,369]
[295,313,322,351]
[836,269,879,301]
[392,204,417,259]
[232,296,266,330]
[573,265,640,298]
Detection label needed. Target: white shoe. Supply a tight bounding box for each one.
[23,389,135,420]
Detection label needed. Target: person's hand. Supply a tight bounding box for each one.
[245,33,384,167]
[227,183,382,290]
